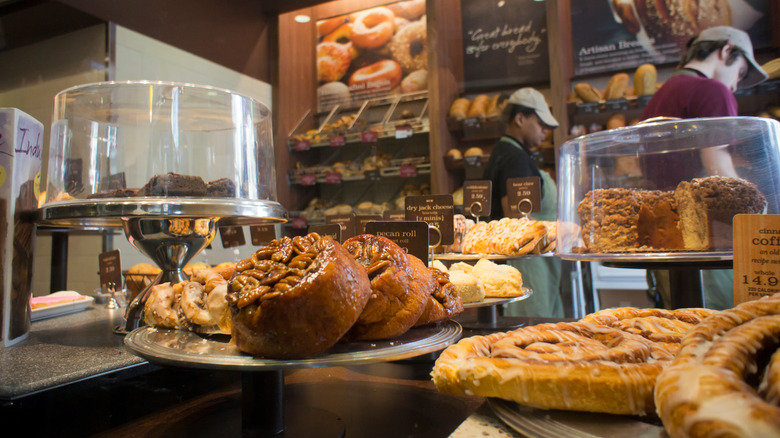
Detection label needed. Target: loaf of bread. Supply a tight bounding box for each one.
[604,73,630,100]
[762,58,780,80]
[467,94,490,119]
[633,64,657,96]
[574,83,602,103]
[449,98,471,120]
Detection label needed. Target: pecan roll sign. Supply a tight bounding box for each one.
[228,233,371,359]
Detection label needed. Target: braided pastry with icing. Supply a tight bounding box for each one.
[227,233,371,359]
[432,321,668,415]
[654,293,780,437]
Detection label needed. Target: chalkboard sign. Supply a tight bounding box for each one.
[461,0,549,91]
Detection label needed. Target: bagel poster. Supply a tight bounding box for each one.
[571,0,772,76]
[316,0,428,112]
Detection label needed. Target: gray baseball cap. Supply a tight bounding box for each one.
[503,87,559,128]
[693,26,768,88]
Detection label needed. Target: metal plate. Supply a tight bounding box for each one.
[463,288,533,309]
[557,251,732,264]
[434,253,554,262]
[124,320,462,371]
[488,399,666,438]
[38,198,288,228]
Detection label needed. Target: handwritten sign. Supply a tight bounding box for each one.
[326,213,356,240]
[250,225,276,245]
[463,180,492,218]
[219,226,246,248]
[404,194,454,246]
[507,176,541,218]
[365,221,430,265]
[461,0,549,90]
[98,250,123,294]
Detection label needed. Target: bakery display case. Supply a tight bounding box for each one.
[557,116,780,260]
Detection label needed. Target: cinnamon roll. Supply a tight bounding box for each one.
[414,267,464,326]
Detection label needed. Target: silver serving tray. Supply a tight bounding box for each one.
[462,288,533,309]
[124,320,461,371]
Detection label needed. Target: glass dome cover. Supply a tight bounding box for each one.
[556,117,780,260]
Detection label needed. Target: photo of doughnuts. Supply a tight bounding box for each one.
[316,0,428,112]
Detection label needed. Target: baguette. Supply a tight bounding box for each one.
[633,64,657,96]
[574,83,602,103]
[604,72,630,100]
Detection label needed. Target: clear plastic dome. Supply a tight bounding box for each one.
[44,81,276,205]
[556,117,780,259]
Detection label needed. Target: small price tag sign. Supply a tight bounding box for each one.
[250,225,276,246]
[98,249,123,294]
[365,221,430,265]
[604,98,628,111]
[399,165,417,178]
[325,172,342,184]
[579,102,600,114]
[365,169,382,181]
[108,172,126,190]
[326,213,356,240]
[405,194,454,247]
[295,140,311,151]
[733,214,780,305]
[395,125,413,139]
[301,174,316,186]
[463,180,492,218]
[383,210,405,221]
[507,177,541,218]
[309,224,342,243]
[219,226,246,248]
[356,215,382,234]
[361,130,379,142]
[329,134,345,147]
[291,217,308,229]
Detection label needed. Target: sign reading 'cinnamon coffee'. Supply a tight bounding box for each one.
[219,226,246,248]
[250,225,276,246]
[464,180,492,219]
[507,176,541,218]
[404,194,454,246]
[326,213,356,240]
[98,249,123,294]
[733,214,780,305]
[365,221,430,265]
[309,224,342,243]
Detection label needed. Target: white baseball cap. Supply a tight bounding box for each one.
[693,25,768,88]
[504,87,559,128]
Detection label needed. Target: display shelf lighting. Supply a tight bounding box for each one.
[295,14,311,23]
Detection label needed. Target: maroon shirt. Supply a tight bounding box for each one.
[639,69,737,189]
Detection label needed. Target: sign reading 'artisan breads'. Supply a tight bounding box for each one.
[460,0,549,91]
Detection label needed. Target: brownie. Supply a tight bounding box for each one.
[87,188,139,199]
[138,172,207,197]
[207,178,237,198]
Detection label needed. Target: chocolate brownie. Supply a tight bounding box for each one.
[207,178,237,198]
[138,172,207,197]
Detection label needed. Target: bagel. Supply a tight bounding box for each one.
[400,69,428,93]
[350,7,395,49]
[323,22,359,59]
[387,0,426,20]
[317,41,352,83]
[317,16,345,37]
[390,19,427,72]
[348,59,402,94]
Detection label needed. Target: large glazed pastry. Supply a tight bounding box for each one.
[227,233,371,358]
[414,267,464,326]
[343,234,432,340]
[655,293,780,437]
[462,218,554,256]
[432,321,668,415]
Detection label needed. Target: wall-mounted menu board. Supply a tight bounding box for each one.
[571,0,772,77]
[460,0,549,91]
[315,0,428,112]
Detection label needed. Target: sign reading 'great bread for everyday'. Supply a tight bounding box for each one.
[733,214,780,305]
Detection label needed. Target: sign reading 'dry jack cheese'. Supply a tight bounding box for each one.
[570,0,772,77]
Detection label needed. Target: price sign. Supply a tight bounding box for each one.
[404,194,454,247]
[326,213,356,240]
[291,217,307,229]
[219,225,246,248]
[329,134,345,146]
[309,224,342,243]
[361,130,379,142]
[98,249,123,294]
[463,180,492,218]
[250,225,276,245]
[507,176,541,218]
[579,102,600,114]
[395,125,413,139]
[356,215,382,234]
[365,169,382,181]
[733,215,780,305]
[365,221,430,265]
[301,174,316,186]
[295,140,311,151]
[399,165,417,178]
[383,210,405,221]
[604,98,628,111]
[325,172,342,184]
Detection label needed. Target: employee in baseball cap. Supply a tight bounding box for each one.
[483,87,564,319]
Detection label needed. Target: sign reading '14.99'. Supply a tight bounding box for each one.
[733,215,780,305]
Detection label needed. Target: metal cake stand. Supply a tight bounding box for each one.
[37,198,287,333]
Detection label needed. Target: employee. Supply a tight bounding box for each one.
[483,87,563,318]
[641,25,768,310]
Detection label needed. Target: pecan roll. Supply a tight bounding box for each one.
[342,234,433,341]
[414,267,463,327]
[227,233,370,359]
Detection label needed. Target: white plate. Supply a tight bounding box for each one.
[31,291,94,322]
